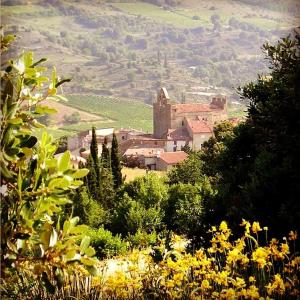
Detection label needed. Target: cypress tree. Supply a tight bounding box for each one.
[101,136,110,168]
[111,132,123,188]
[99,136,115,209]
[90,127,100,181]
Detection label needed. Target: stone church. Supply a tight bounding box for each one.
[153,88,228,150]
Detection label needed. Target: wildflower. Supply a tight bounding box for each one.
[221,288,236,299]
[219,221,228,232]
[289,231,297,241]
[280,243,289,255]
[235,277,246,289]
[266,274,285,295]
[252,222,262,234]
[249,276,256,283]
[201,279,211,290]
[241,219,251,234]
[246,285,260,298]
[252,247,270,268]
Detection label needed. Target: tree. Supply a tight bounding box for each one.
[168,152,204,185]
[205,34,300,237]
[111,132,123,189]
[85,127,101,201]
[101,136,110,168]
[98,136,115,209]
[0,34,97,294]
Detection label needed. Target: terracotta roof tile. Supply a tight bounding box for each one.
[172,103,221,114]
[158,151,187,165]
[187,119,212,134]
[167,128,192,141]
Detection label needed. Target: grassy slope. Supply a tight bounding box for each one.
[60,94,153,133]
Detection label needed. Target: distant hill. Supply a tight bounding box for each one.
[2,0,298,137]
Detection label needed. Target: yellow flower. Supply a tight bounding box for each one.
[201,279,211,290]
[252,222,262,234]
[246,285,260,298]
[235,277,246,289]
[252,247,270,268]
[221,288,236,299]
[219,221,228,232]
[266,274,285,295]
[289,231,297,241]
[241,219,251,234]
[173,272,184,285]
[280,243,289,255]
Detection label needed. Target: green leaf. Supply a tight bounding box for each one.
[58,151,70,173]
[48,178,70,190]
[80,236,90,254]
[85,246,96,257]
[19,136,37,148]
[70,224,89,235]
[8,118,23,125]
[30,57,47,68]
[80,257,97,266]
[65,249,76,261]
[35,105,57,115]
[72,169,89,179]
[55,78,71,88]
[86,265,99,276]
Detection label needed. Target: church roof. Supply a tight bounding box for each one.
[158,151,188,165]
[172,103,221,114]
[186,119,212,134]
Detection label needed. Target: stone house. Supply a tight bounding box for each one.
[153,88,227,150]
[156,151,188,171]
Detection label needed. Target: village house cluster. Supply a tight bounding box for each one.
[67,88,228,171]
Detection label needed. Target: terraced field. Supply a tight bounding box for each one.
[58,94,153,134]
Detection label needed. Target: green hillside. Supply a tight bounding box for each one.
[2,0,298,109]
[57,94,153,135]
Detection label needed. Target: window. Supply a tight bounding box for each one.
[174,141,177,145]
[182,121,184,126]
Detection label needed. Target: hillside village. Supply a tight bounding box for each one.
[67,87,237,171]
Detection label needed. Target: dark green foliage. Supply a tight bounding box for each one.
[85,156,100,201]
[127,230,158,249]
[63,111,81,124]
[72,187,109,228]
[111,174,168,236]
[202,34,300,237]
[90,127,100,171]
[101,136,110,168]
[111,133,123,188]
[99,166,115,210]
[167,152,204,185]
[165,183,203,235]
[200,121,235,177]
[111,194,164,236]
[87,227,127,259]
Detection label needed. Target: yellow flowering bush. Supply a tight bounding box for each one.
[90,221,299,299]
[3,221,298,299]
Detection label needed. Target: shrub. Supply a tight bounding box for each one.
[88,227,127,258]
[127,229,158,249]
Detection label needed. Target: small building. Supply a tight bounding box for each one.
[156,151,188,171]
[123,146,164,170]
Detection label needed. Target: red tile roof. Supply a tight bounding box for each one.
[167,128,192,141]
[158,151,187,165]
[187,119,212,134]
[172,103,221,114]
